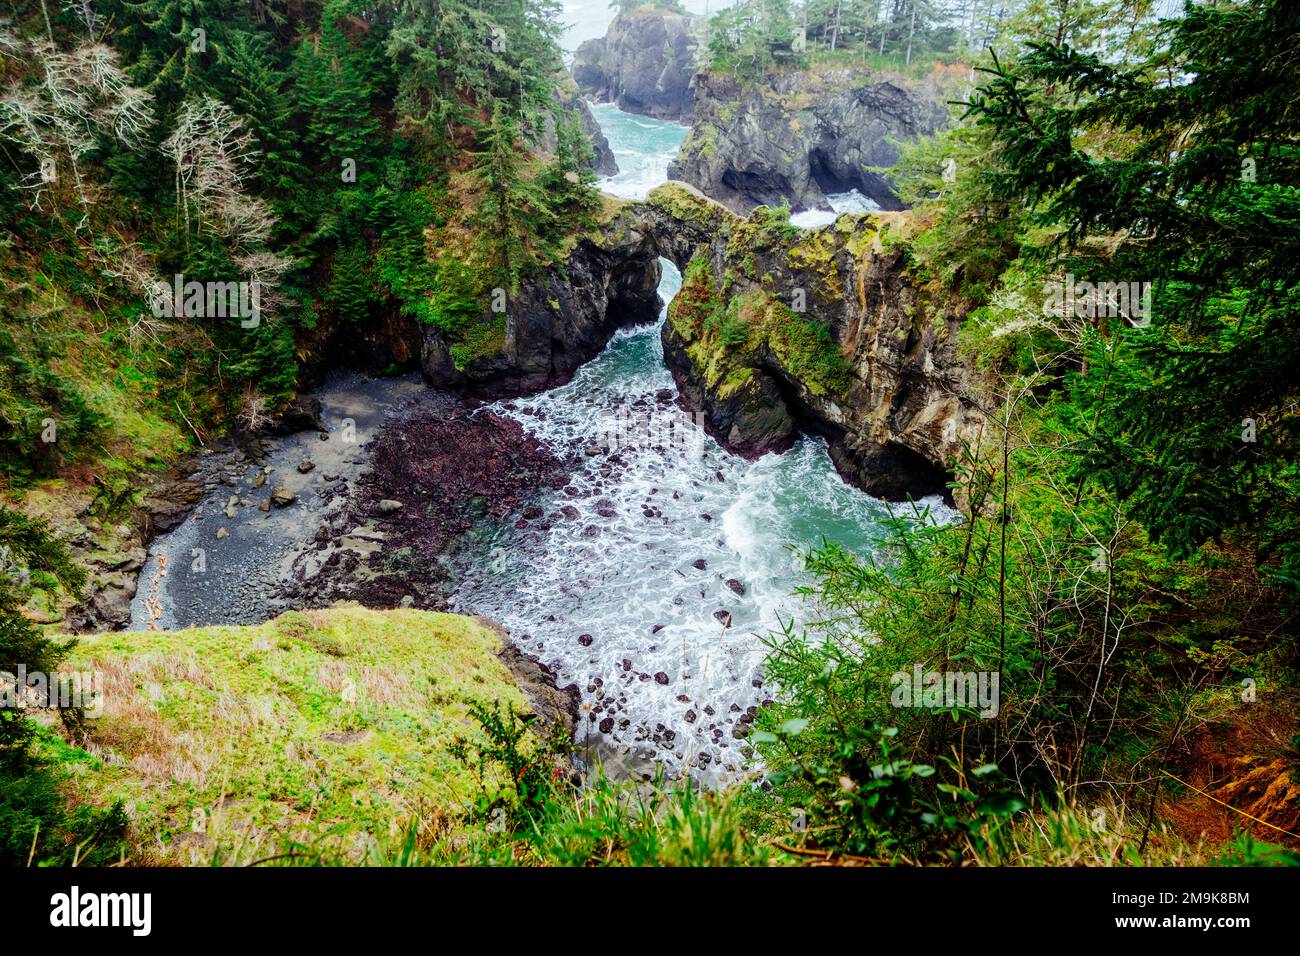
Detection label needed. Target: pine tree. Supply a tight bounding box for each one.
[218,30,299,201]
[293,0,383,173]
[968,0,1300,591]
[327,240,371,325]
[117,0,230,113]
[473,100,541,287]
[0,508,84,768]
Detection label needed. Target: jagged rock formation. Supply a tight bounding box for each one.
[422,182,982,501]
[643,184,983,500]
[543,78,619,176]
[669,69,947,215]
[420,206,663,395]
[573,96,619,177]
[572,7,700,121]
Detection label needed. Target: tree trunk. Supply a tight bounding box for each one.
[906,3,917,66]
[831,0,842,52]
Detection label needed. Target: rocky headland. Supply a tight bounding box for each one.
[669,67,949,214]
[572,7,700,121]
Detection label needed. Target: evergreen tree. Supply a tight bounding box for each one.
[968,0,1300,590]
[293,0,384,173]
[327,239,372,325]
[218,30,300,203]
[115,0,231,113]
[0,508,84,768]
[708,0,799,76]
[473,100,552,287]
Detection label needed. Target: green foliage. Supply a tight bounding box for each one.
[2,542,119,868]
[293,0,384,173]
[707,0,959,78]
[428,257,483,336]
[749,0,1300,854]
[754,719,1025,861]
[351,770,770,867]
[967,0,1300,592]
[708,0,799,78]
[387,0,566,135]
[0,324,105,483]
[0,0,598,479]
[0,748,129,867]
[440,704,767,866]
[219,29,302,210]
[717,313,751,348]
[725,201,800,258]
[753,393,1289,861]
[886,122,1028,302]
[1212,831,1300,867]
[473,103,543,288]
[325,241,372,325]
[449,700,571,830]
[515,771,767,867]
[765,299,852,394]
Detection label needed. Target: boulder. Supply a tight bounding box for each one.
[270,395,325,435]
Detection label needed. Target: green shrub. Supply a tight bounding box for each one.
[0,756,129,867]
[0,326,105,483]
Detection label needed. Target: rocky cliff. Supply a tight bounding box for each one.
[420,202,663,396]
[542,78,619,176]
[574,95,619,177]
[644,184,984,501]
[572,7,700,121]
[668,68,947,215]
[418,181,981,502]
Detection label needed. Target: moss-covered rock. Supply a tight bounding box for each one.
[647,182,730,232]
[663,258,800,456]
[647,200,983,500]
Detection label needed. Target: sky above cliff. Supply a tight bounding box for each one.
[559,0,737,53]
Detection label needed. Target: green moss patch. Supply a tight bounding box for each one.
[670,255,851,399]
[52,606,530,863]
[647,182,728,230]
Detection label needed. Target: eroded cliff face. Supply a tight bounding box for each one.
[645,184,983,501]
[668,69,947,215]
[572,9,699,121]
[539,79,619,176]
[420,204,663,396]
[418,183,982,502]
